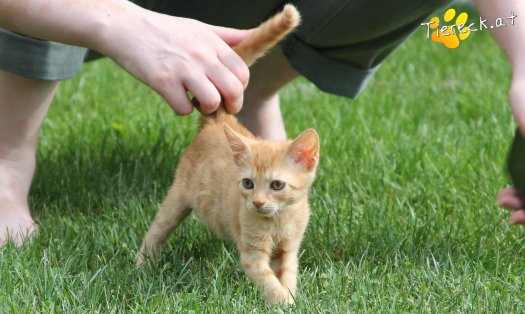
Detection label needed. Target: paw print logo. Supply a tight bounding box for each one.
[427,9,471,49]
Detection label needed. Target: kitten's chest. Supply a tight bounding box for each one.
[271,221,300,249]
[243,216,302,251]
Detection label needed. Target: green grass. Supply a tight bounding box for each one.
[2,17,525,313]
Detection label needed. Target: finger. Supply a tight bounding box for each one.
[184,75,221,114]
[207,62,244,114]
[498,187,521,200]
[509,209,525,224]
[160,83,194,116]
[498,193,524,210]
[211,26,252,46]
[218,48,250,89]
[497,187,525,209]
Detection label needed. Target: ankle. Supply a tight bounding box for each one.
[0,145,36,199]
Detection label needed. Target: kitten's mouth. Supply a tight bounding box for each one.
[248,205,278,217]
[255,208,276,216]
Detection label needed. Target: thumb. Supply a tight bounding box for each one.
[210,26,252,46]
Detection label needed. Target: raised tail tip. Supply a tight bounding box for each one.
[281,4,301,29]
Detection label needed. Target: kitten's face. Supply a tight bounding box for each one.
[237,164,313,217]
[224,126,319,217]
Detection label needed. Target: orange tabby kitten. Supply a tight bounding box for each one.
[136,5,319,305]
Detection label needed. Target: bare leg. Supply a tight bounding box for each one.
[237,47,298,141]
[0,70,58,246]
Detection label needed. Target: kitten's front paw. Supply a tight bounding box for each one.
[283,293,295,305]
[135,243,160,268]
[135,251,146,268]
[266,288,295,305]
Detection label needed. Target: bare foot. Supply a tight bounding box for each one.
[497,187,525,224]
[0,156,38,246]
[0,70,58,247]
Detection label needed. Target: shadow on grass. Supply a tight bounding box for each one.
[30,124,191,213]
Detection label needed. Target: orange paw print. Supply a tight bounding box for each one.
[429,9,471,49]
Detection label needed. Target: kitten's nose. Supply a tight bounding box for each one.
[253,201,265,208]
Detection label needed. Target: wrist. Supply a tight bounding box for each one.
[84,0,146,56]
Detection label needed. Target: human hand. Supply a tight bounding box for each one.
[98,7,251,115]
[498,187,525,224]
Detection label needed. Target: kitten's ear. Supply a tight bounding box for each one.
[223,124,250,163]
[286,128,319,172]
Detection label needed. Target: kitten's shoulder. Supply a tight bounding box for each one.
[179,109,255,166]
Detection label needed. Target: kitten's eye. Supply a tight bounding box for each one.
[270,180,286,190]
[241,178,254,189]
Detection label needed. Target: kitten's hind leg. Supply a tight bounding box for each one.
[136,189,191,267]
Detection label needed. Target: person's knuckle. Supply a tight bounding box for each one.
[222,80,244,102]
[236,64,250,86]
[192,48,212,63]
[151,72,172,89]
[199,93,221,113]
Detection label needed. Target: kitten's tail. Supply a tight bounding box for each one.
[201,4,300,126]
[233,4,301,67]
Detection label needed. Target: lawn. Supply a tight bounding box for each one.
[2,8,525,313]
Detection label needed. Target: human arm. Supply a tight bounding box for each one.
[472,0,525,223]
[0,0,250,115]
